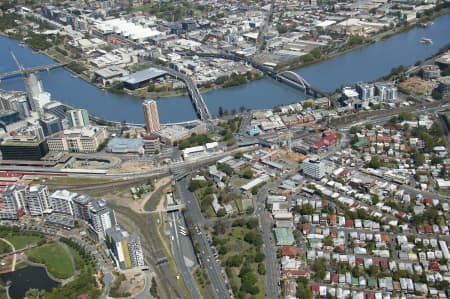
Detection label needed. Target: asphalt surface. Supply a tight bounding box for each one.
[168,211,201,299]
[254,172,301,299]
[177,178,231,299]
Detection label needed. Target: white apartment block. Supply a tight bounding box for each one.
[26,185,51,216]
[303,158,326,180]
[49,189,78,215]
[0,184,27,220]
[89,199,117,240]
[375,82,398,102]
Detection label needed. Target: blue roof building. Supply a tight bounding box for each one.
[247,125,260,136]
[105,138,144,153]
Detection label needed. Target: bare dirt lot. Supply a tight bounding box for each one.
[108,160,156,174]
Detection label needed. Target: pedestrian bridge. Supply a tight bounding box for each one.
[0,63,67,80]
[166,203,186,212]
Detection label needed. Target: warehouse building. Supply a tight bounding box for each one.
[121,68,167,90]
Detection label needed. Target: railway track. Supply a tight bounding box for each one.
[46,178,150,192]
[113,206,184,299]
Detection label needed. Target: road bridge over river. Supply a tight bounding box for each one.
[181,52,328,97]
[156,65,211,122]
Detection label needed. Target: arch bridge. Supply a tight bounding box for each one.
[275,71,311,94]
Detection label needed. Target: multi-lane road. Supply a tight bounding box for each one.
[168,211,202,299]
[176,178,232,299]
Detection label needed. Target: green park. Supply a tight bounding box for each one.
[0,227,102,298]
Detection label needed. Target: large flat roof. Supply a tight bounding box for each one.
[121,67,167,85]
[106,138,144,151]
[95,66,128,79]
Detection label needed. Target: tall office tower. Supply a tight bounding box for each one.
[89,199,117,240]
[39,113,63,137]
[66,109,90,128]
[0,184,27,220]
[142,99,160,133]
[26,185,51,216]
[25,73,51,112]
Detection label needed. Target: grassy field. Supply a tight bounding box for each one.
[0,239,12,254]
[4,234,44,249]
[0,288,6,299]
[233,178,248,187]
[45,176,113,186]
[194,268,215,299]
[27,242,74,279]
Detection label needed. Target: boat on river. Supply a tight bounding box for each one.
[418,21,433,27]
[420,37,433,44]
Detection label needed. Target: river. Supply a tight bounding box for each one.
[1,266,59,299]
[0,14,449,124]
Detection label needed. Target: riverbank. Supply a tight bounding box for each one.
[1,14,449,123]
[276,9,450,73]
[106,70,265,99]
[2,10,447,102]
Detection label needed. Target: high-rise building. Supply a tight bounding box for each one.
[142,99,160,133]
[49,189,78,215]
[44,101,66,119]
[0,90,30,119]
[26,185,51,216]
[0,184,27,220]
[66,109,90,128]
[0,110,22,126]
[25,73,51,112]
[355,82,375,101]
[39,114,63,137]
[303,158,326,180]
[437,76,450,94]
[0,135,49,161]
[89,199,116,240]
[420,65,441,80]
[105,226,144,269]
[374,82,398,102]
[73,194,92,221]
